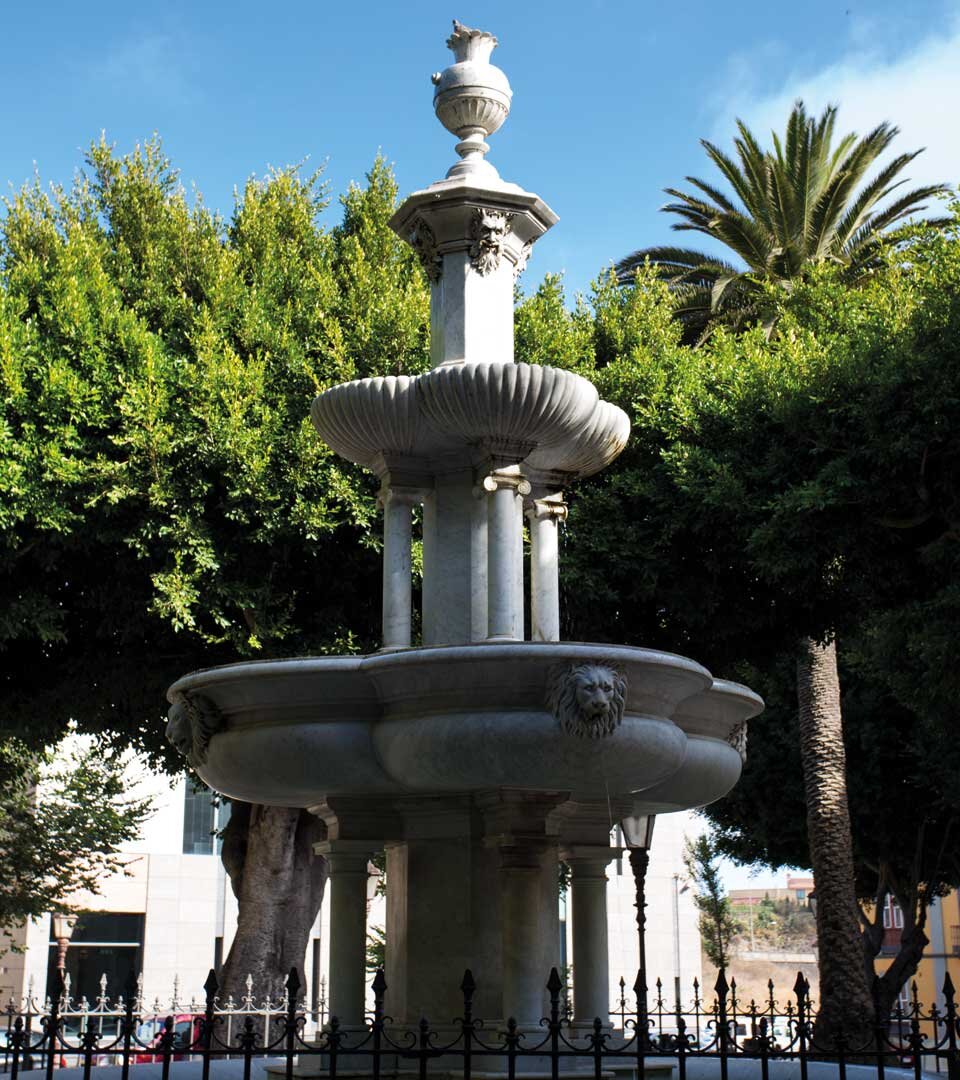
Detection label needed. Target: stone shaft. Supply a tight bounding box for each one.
[527,497,567,642]
[323,850,370,1026]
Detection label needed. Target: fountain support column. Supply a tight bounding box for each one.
[526,496,567,642]
[318,846,370,1027]
[483,471,531,641]
[563,847,617,1027]
[499,841,547,1025]
[380,485,426,650]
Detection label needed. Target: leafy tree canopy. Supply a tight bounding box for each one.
[553,209,960,1003]
[0,137,429,767]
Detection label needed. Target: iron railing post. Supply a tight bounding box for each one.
[547,967,563,1080]
[943,973,959,1080]
[284,967,300,1080]
[371,969,386,1080]
[118,971,136,1080]
[715,968,729,1080]
[201,968,218,1080]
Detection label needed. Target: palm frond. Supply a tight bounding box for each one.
[700,140,762,218]
[831,152,923,248]
[617,98,951,340]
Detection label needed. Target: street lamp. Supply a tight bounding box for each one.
[51,913,78,990]
[620,813,656,1011]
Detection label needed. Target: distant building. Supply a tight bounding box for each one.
[728,875,814,907]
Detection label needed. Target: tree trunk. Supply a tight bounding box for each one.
[861,878,930,1020]
[219,803,328,1004]
[797,637,875,1050]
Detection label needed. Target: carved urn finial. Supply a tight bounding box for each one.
[431,20,512,180]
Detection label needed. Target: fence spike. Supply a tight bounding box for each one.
[714,967,729,998]
[372,969,387,996]
[460,969,476,996]
[943,971,956,999]
[286,967,301,998]
[546,967,563,995]
[204,968,219,998]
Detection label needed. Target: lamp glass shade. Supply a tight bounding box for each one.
[620,814,656,850]
[51,914,78,940]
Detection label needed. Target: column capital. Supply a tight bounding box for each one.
[525,496,568,523]
[316,844,373,873]
[377,483,432,509]
[561,844,618,879]
[480,471,531,496]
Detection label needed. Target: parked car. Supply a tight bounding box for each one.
[134,1015,203,1063]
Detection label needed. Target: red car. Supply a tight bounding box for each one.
[134,1015,203,1063]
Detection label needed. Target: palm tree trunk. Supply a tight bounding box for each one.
[797,637,874,1050]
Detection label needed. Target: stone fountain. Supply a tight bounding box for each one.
[166,20,762,1037]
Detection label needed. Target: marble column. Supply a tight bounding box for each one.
[564,845,617,1028]
[322,849,371,1027]
[525,496,567,642]
[482,471,531,641]
[380,486,423,650]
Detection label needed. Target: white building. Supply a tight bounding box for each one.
[1,768,702,1020]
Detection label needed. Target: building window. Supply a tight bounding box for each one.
[795,889,806,902]
[182,785,231,855]
[46,912,144,1004]
[882,896,904,929]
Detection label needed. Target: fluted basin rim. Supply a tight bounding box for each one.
[166,641,713,702]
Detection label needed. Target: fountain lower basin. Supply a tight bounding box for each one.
[166,641,760,807]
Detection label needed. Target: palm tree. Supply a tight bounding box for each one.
[618,102,950,1050]
[616,101,949,341]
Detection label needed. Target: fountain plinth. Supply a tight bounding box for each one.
[166,20,762,1038]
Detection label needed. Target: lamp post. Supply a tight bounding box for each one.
[51,914,78,989]
[620,813,656,1016]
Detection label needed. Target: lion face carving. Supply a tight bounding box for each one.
[165,692,223,768]
[550,663,627,740]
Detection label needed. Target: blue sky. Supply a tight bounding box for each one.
[2,0,959,299]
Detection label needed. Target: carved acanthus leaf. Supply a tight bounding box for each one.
[514,239,534,279]
[408,217,442,283]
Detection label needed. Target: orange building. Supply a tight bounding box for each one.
[875,890,960,1012]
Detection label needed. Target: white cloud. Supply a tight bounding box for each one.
[707,16,960,196]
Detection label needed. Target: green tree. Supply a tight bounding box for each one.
[684,835,740,970]
[0,738,151,939]
[615,101,948,342]
[610,101,950,1040]
[554,206,958,1040]
[0,137,429,998]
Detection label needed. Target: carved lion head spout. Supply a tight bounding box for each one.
[165,692,223,768]
[550,662,627,740]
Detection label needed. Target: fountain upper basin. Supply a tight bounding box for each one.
[166,642,761,808]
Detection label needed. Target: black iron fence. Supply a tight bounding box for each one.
[3,966,959,1079]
